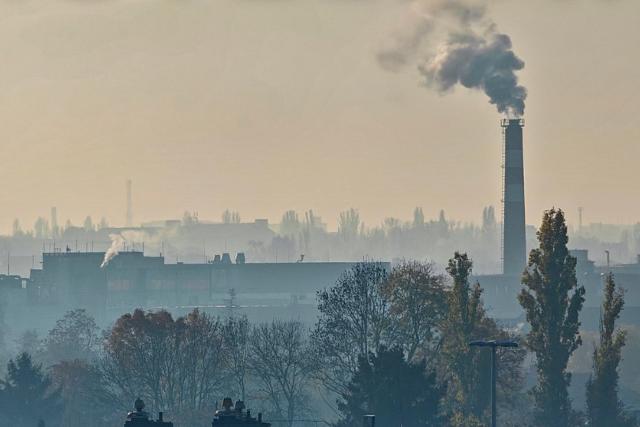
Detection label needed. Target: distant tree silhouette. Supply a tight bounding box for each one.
[83,216,94,232]
[98,217,109,230]
[183,211,198,225]
[12,218,25,237]
[519,208,585,427]
[34,217,50,239]
[0,353,62,427]
[481,206,497,233]
[51,359,115,427]
[280,210,301,236]
[337,346,446,427]
[43,309,101,365]
[338,208,360,241]
[586,274,636,426]
[413,207,425,228]
[222,209,241,224]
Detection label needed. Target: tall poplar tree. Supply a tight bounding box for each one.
[586,274,635,427]
[518,208,585,427]
[441,252,484,424]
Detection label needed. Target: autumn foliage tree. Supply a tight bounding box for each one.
[519,208,585,427]
[102,309,227,424]
[439,252,525,426]
[380,261,447,361]
[439,252,487,426]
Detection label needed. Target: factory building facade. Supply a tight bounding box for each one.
[23,251,361,326]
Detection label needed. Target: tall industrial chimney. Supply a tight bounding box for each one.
[50,207,58,238]
[126,179,133,227]
[501,119,526,276]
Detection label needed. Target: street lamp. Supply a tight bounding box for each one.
[469,339,519,427]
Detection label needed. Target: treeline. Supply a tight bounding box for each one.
[0,209,635,427]
[8,205,640,274]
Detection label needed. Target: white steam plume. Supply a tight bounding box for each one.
[100,230,146,268]
[101,233,125,268]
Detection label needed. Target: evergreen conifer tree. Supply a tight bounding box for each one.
[337,346,446,427]
[0,353,62,427]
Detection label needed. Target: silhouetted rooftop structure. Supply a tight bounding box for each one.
[124,398,173,427]
[212,398,270,426]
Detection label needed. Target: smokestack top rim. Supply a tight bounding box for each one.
[501,118,524,127]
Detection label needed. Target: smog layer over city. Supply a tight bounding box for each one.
[0,1,639,426]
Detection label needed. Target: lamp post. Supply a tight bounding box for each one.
[469,339,519,427]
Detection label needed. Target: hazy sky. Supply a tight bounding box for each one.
[0,0,638,232]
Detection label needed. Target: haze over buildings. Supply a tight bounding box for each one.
[0,0,638,233]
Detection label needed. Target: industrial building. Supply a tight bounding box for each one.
[16,250,361,327]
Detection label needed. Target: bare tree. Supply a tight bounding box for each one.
[43,309,101,364]
[250,320,316,427]
[51,359,116,427]
[223,316,251,401]
[312,262,391,395]
[175,310,227,423]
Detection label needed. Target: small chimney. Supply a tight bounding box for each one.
[235,253,246,264]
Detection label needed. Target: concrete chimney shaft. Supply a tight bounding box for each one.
[501,119,526,276]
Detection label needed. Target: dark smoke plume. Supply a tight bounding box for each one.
[420,30,526,116]
[379,1,527,117]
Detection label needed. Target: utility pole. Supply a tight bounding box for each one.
[126,179,133,227]
[469,339,519,427]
